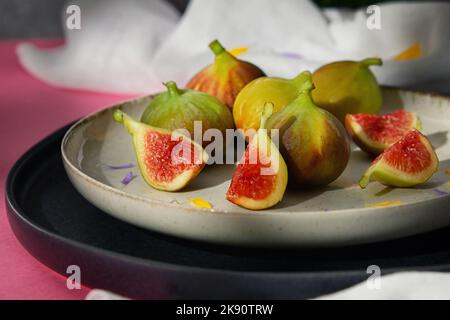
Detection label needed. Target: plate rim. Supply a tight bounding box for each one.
[61,87,450,217]
[6,125,450,276]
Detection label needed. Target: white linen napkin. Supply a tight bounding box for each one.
[85,272,450,300]
[317,272,450,300]
[17,0,180,93]
[17,0,450,94]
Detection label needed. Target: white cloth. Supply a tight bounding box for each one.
[85,272,450,300]
[17,0,450,94]
[317,272,450,300]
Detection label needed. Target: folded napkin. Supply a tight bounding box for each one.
[17,0,180,93]
[317,272,450,300]
[85,272,450,300]
[17,0,450,94]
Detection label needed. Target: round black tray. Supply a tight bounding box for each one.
[6,124,450,299]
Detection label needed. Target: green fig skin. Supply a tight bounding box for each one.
[267,73,351,188]
[312,58,383,123]
[141,81,234,146]
[233,71,313,135]
[187,40,265,109]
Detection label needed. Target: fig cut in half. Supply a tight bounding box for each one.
[345,109,421,155]
[226,103,288,210]
[114,110,208,192]
[359,129,438,188]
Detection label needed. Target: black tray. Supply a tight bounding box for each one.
[6,124,450,299]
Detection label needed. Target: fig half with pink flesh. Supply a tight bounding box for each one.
[359,129,438,188]
[114,110,208,192]
[226,103,288,210]
[345,109,421,155]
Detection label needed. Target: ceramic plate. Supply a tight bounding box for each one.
[62,88,450,247]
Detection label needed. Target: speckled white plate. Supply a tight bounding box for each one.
[62,88,450,247]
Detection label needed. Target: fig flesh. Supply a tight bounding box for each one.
[267,72,351,187]
[312,58,383,123]
[114,110,208,192]
[226,103,288,210]
[345,109,422,156]
[359,129,438,188]
[187,40,265,109]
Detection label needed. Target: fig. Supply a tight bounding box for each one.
[186,39,265,109]
[266,72,350,188]
[233,71,313,134]
[345,109,422,156]
[114,110,208,192]
[359,129,438,188]
[312,58,383,123]
[140,81,234,145]
[226,103,288,210]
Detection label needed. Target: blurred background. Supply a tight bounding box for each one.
[0,0,398,38]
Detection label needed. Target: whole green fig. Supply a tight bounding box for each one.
[141,81,234,145]
[312,58,383,123]
[267,72,350,187]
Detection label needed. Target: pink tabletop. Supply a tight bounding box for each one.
[0,39,135,299]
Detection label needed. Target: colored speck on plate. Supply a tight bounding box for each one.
[433,189,448,196]
[280,52,303,60]
[229,47,248,57]
[445,170,450,175]
[448,182,450,188]
[393,42,421,61]
[190,198,213,209]
[101,163,135,170]
[121,171,137,185]
[368,201,401,208]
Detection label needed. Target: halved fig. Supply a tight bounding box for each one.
[226,103,288,210]
[359,129,438,188]
[345,109,421,155]
[113,110,208,192]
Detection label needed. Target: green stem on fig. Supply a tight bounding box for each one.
[113,109,139,135]
[209,39,227,56]
[164,81,181,97]
[292,71,315,93]
[359,165,375,189]
[359,57,383,68]
[287,75,318,113]
[209,39,236,64]
[260,103,274,130]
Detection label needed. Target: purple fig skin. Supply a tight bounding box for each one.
[267,72,351,188]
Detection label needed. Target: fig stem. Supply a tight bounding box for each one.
[209,39,227,56]
[292,71,315,93]
[164,81,181,97]
[260,103,274,130]
[359,165,375,188]
[113,110,139,135]
[360,57,383,68]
